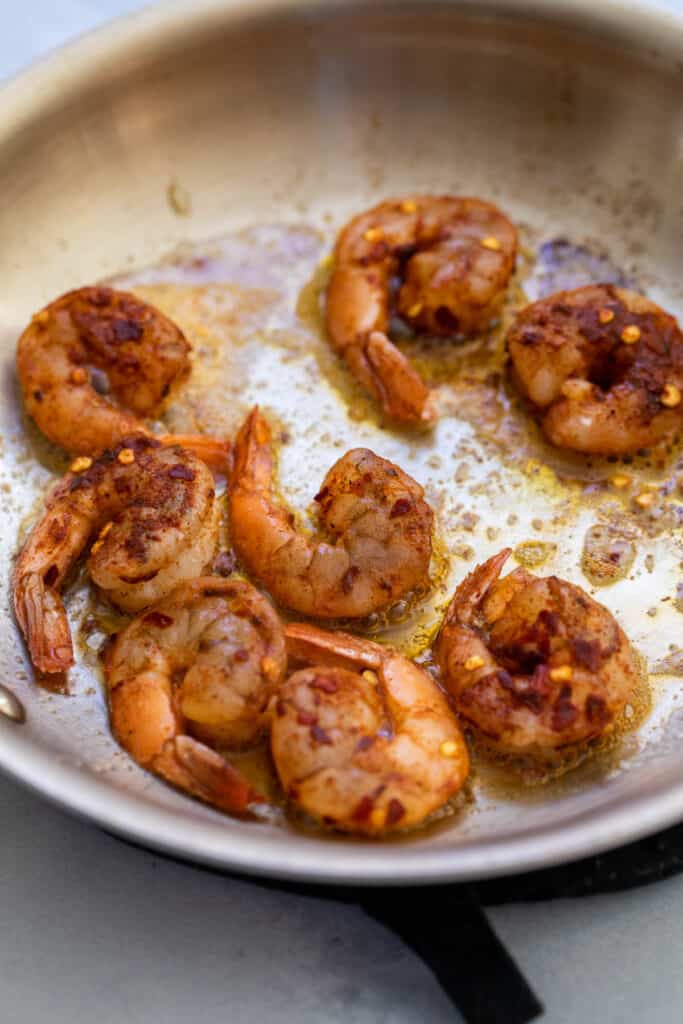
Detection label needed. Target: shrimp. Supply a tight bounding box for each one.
[229,407,433,618]
[104,577,287,814]
[434,549,640,757]
[326,196,517,423]
[16,286,231,462]
[507,284,683,455]
[13,436,222,675]
[271,623,469,835]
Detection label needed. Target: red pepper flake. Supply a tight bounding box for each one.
[168,465,196,481]
[585,693,611,725]
[551,685,579,731]
[356,735,375,752]
[341,565,360,593]
[90,288,111,307]
[310,675,338,693]
[275,699,288,718]
[112,318,143,342]
[352,795,374,821]
[311,723,333,745]
[143,611,174,629]
[571,637,602,672]
[389,498,412,519]
[297,710,317,726]
[385,798,405,826]
[233,648,249,663]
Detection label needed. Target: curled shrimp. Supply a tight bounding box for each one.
[104,577,287,815]
[434,549,640,757]
[326,195,517,423]
[229,407,433,618]
[507,284,683,454]
[13,436,223,675]
[271,623,469,835]
[16,285,231,462]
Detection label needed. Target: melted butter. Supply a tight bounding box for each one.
[514,540,558,569]
[21,220,682,834]
[581,522,638,586]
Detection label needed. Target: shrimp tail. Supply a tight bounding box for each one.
[231,406,273,490]
[358,331,435,424]
[153,735,265,816]
[285,622,383,672]
[442,548,512,628]
[158,434,233,474]
[14,572,74,673]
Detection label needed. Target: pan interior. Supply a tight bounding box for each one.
[0,0,682,882]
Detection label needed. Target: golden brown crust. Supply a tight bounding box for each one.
[435,551,640,756]
[507,284,683,454]
[17,286,191,455]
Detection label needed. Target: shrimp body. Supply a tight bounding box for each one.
[507,284,683,454]
[434,549,640,757]
[229,408,433,618]
[13,437,219,674]
[105,578,286,814]
[17,286,191,455]
[326,196,517,423]
[272,624,469,835]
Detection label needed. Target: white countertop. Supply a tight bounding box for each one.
[2,3,683,1022]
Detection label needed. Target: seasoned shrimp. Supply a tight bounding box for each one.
[229,407,433,617]
[271,623,469,835]
[507,284,683,454]
[104,577,287,814]
[326,196,517,423]
[17,285,209,457]
[13,436,222,674]
[434,549,640,757]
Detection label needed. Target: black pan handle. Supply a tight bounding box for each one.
[361,885,543,1024]
[106,830,543,1021]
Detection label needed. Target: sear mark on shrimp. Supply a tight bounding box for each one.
[326,195,517,424]
[17,286,192,455]
[507,284,683,455]
[13,436,220,674]
[229,407,434,618]
[272,623,469,835]
[16,285,232,471]
[434,549,640,758]
[104,577,287,815]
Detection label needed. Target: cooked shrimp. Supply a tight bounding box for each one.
[271,623,469,835]
[13,436,221,674]
[229,407,433,617]
[434,549,640,757]
[507,284,683,454]
[326,195,517,423]
[16,285,224,459]
[104,577,286,814]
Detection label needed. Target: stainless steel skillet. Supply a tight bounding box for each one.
[1,0,683,885]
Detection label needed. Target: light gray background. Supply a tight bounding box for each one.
[2,2,683,1022]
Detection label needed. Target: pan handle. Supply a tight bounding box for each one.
[361,884,543,1024]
